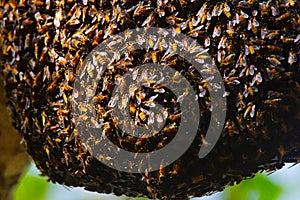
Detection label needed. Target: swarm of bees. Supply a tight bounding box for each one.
[0,0,300,199]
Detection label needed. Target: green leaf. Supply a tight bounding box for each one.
[224,173,282,200]
[14,172,49,200]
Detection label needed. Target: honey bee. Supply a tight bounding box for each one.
[70,51,81,67]
[243,103,255,118]
[277,145,286,162]
[200,134,208,146]
[225,121,236,137]
[158,164,165,181]
[288,52,297,65]
[129,103,136,115]
[236,53,247,67]
[168,113,181,122]
[221,3,230,18]
[212,25,221,38]
[138,110,147,122]
[151,51,158,63]
[264,98,282,107]
[267,56,281,66]
[221,54,236,66]
[248,45,255,54]
[142,13,155,27]
[92,30,103,45]
[204,36,210,47]
[166,16,185,25]
[146,186,156,198]
[276,12,290,21]
[255,148,264,160]
[266,45,282,53]
[246,123,257,138]
[218,36,227,49]
[133,4,152,17]
[43,145,51,159]
[171,163,180,175]
[266,30,280,40]
[192,175,205,183]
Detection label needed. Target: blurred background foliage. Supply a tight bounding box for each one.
[14,162,300,200]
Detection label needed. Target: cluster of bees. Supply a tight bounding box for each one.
[0,0,300,199]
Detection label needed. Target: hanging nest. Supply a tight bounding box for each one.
[0,0,300,199]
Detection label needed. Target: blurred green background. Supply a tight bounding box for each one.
[14,163,300,200]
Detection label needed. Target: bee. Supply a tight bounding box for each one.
[288,52,297,65]
[70,51,81,67]
[188,29,205,38]
[266,30,280,40]
[8,30,16,42]
[251,72,262,85]
[212,25,221,38]
[129,103,136,116]
[244,103,255,118]
[168,113,181,122]
[138,110,148,123]
[142,13,155,27]
[204,36,210,47]
[43,145,51,159]
[226,21,236,36]
[246,123,257,138]
[135,135,148,147]
[222,2,231,18]
[218,36,227,49]
[92,30,103,46]
[103,22,118,39]
[240,11,249,19]
[171,71,181,83]
[197,4,208,24]
[212,3,222,17]
[221,54,236,66]
[151,51,158,63]
[255,148,264,160]
[200,134,208,146]
[167,2,176,13]
[171,163,180,175]
[277,145,286,162]
[166,16,185,25]
[236,53,247,67]
[170,23,180,34]
[133,5,152,17]
[281,37,294,44]
[270,6,279,16]
[266,45,282,53]
[280,118,289,133]
[225,121,236,137]
[54,8,62,28]
[147,186,156,198]
[158,164,165,181]
[11,66,18,75]
[62,148,71,166]
[267,56,281,66]
[163,125,178,134]
[248,45,255,54]
[57,57,67,67]
[246,85,258,97]
[260,3,269,16]
[276,12,290,21]
[250,18,259,33]
[264,98,282,107]
[192,175,205,183]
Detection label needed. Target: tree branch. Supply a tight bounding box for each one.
[0,76,30,200]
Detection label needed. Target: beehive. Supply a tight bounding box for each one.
[0,0,300,199]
